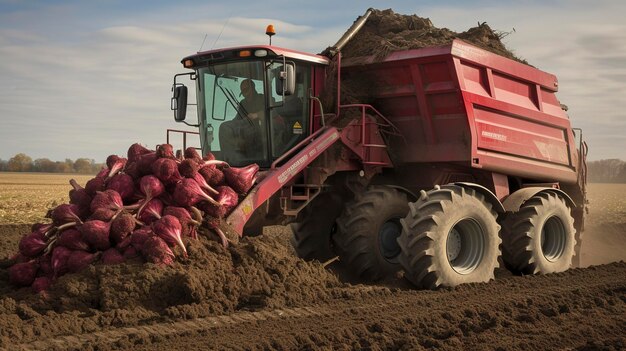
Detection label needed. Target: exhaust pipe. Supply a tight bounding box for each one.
[322,8,373,58]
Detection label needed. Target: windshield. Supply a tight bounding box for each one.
[197,60,309,168]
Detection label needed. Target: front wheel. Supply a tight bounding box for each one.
[290,192,344,262]
[334,186,409,281]
[398,185,501,289]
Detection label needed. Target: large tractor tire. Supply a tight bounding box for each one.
[502,192,576,275]
[398,185,501,289]
[334,186,409,281]
[290,192,344,262]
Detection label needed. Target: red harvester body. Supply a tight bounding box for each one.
[170,10,587,288]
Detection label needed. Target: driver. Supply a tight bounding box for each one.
[239,79,265,123]
[219,79,266,162]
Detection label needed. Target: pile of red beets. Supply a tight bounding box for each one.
[7,143,259,293]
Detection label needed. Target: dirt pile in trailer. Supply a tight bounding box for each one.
[339,8,525,63]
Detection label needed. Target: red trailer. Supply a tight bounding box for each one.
[171,14,587,289]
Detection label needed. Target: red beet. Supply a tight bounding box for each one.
[136,152,158,176]
[203,151,216,161]
[51,203,82,225]
[141,236,175,265]
[9,252,29,264]
[18,231,47,258]
[69,179,92,215]
[106,155,121,169]
[96,167,109,179]
[38,255,53,277]
[198,165,225,186]
[178,158,200,178]
[163,206,200,238]
[123,161,141,179]
[156,144,175,159]
[216,185,238,212]
[57,228,90,251]
[138,198,163,224]
[79,220,111,251]
[90,189,124,213]
[152,215,187,257]
[85,176,106,196]
[101,248,125,265]
[8,261,38,287]
[89,208,117,222]
[106,173,135,201]
[200,185,239,218]
[173,178,219,207]
[127,143,153,163]
[110,212,136,245]
[152,158,183,185]
[51,246,72,277]
[139,175,165,199]
[193,172,218,195]
[31,223,53,235]
[130,226,153,249]
[123,245,139,259]
[223,163,259,194]
[107,157,127,178]
[183,147,202,162]
[32,276,52,293]
[67,250,99,273]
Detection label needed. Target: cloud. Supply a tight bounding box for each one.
[0,0,625,162]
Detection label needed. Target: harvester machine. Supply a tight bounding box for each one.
[169,9,588,289]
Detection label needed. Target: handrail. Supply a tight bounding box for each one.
[166,129,200,153]
[339,104,404,146]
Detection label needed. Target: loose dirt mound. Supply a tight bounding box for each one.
[337,8,525,63]
[0,226,359,347]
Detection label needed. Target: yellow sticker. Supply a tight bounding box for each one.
[242,203,253,216]
[293,121,303,135]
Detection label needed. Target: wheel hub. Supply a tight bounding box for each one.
[446,218,485,275]
[447,229,462,261]
[541,215,567,262]
[379,220,402,262]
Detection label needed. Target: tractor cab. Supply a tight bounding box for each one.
[171,46,329,168]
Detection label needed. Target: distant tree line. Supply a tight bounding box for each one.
[0,153,104,174]
[587,159,626,183]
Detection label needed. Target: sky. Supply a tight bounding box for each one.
[0,0,624,162]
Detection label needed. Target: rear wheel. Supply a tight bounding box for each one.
[334,186,409,281]
[398,185,501,289]
[290,192,343,262]
[502,192,576,274]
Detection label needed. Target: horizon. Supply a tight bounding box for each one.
[1,1,624,162]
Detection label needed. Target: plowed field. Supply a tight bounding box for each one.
[0,177,624,350]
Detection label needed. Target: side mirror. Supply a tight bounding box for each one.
[275,63,295,96]
[171,85,188,122]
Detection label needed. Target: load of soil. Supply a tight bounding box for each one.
[337,8,525,63]
[321,8,527,111]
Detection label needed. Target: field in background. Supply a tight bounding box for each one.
[0,172,92,225]
[581,182,626,266]
[0,173,624,265]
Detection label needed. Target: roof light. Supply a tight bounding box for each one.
[183,59,194,68]
[266,24,276,45]
[239,50,252,57]
[254,49,268,57]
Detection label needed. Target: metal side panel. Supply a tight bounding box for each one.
[226,127,341,236]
